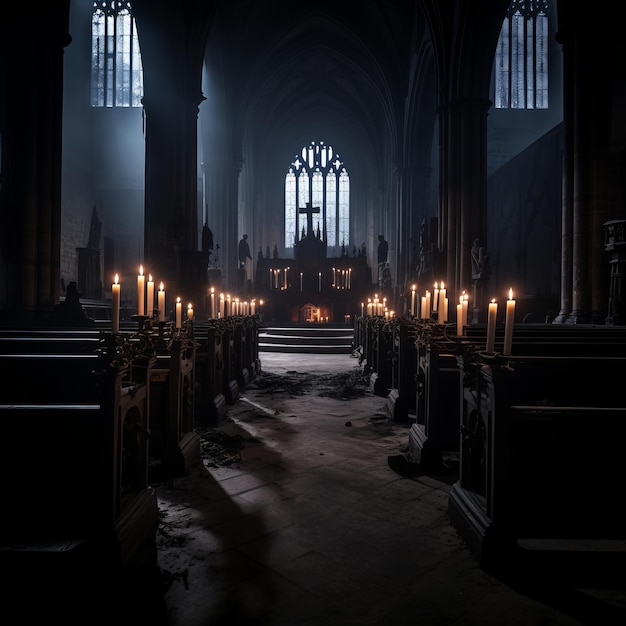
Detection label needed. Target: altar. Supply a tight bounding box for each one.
[254,203,374,324]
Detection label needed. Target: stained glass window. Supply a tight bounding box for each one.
[91,0,143,107]
[284,141,350,248]
[495,0,549,109]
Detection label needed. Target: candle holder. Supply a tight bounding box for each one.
[130,314,151,333]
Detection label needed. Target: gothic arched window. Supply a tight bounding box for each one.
[495,0,549,109]
[91,0,143,107]
[284,141,350,249]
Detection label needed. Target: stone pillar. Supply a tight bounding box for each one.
[0,4,71,319]
[440,96,491,305]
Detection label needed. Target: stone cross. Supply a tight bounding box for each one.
[299,202,320,236]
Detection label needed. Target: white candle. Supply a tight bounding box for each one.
[187,302,193,320]
[158,282,165,322]
[112,274,120,334]
[486,299,497,352]
[219,293,224,317]
[421,296,426,319]
[300,272,303,292]
[411,285,416,316]
[442,297,448,323]
[503,289,515,355]
[146,274,154,317]
[456,303,463,336]
[318,272,322,292]
[251,300,255,315]
[137,265,145,316]
[210,288,215,319]
[175,297,182,328]
[433,282,439,313]
[425,290,431,318]
[462,293,469,327]
[361,302,364,317]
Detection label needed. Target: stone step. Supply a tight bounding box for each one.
[259,325,355,354]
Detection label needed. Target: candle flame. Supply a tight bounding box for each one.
[114,273,119,284]
[176,296,181,303]
[159,282,164,291]
[434,282,438,289]
[148,273,152,282]
[491,298,496,303]
[412,284,416,291]
[139,265,144,276]
[188,303,192,309]
[509,288,514,300]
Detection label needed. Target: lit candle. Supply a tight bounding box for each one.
[411,285,416,316]
[462,292,469,327]
[112,274,120,334]
[421,296,427,319]
[210,287,215,319]
[361,302,364,317]
[187,302,194,321]
[503,289,516,355]
[456,303,463,336]
[348,268,351,289]
[251,299,255,315]
[333,267,336,285]
[219,293,224,317]
[442,296,448,323]
[300,272,303,292]
[175,297,182,328]
[486,299,497,352]
[433,282,439,313]
[146,274,154,317]
[425,290,431,318]
[158,282,165,322]
[137,265,145,316]
[318,272,322,292]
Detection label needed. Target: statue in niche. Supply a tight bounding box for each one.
[471,238,491,280]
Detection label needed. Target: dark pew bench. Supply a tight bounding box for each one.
[147,330,200,478]
[0,337,158,574]
[448,352,626,573]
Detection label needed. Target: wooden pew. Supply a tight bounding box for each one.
[448,350,626,573]
[386,321,418,422]
[0,331,158,573]
[191,320,228,423]
[367,317,393,397]
[147,324,200,478]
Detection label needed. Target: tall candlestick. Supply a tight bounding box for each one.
[503,288,516,355]
[137,265,145,316]
[146,274,154,317]
[112,274,120,334]
[158,282,165,322]
[175,297,182,328]
[486,299,497,352]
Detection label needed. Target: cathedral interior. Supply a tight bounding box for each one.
[1,1,626,624]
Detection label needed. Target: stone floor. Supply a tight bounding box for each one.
[7,351,625,625]
[147,351,625,626]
